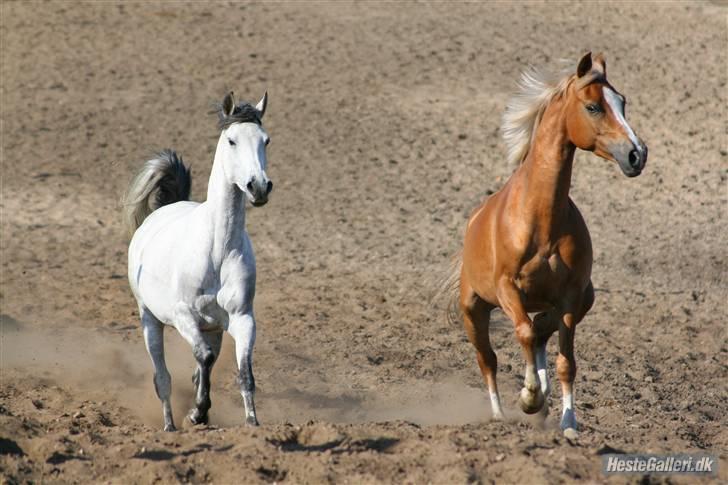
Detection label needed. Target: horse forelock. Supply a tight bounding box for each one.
[501,67,573,166]
[216,102,261,130]
[575,69,607,90]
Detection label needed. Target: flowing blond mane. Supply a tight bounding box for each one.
[501,67,573,166]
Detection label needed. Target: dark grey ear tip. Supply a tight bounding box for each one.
[222,91,237,116]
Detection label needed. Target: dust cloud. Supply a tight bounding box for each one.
[1,314,503,429]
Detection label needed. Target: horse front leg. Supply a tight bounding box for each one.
[191,331,223,423]
[533,311,560,417]
[496,279,545,414]
[557,312,577,438]
[557,283,594,439]
[174,305,215,426]
[228,313,258,426]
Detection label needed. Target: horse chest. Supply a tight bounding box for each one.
[514,252,569,302]
[191,294,228,330]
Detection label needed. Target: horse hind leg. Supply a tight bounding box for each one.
[141,309,176,431]
[461,285,503,420]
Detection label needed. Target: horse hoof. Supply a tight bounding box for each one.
[164,423,177,432]
[560,408,577,435]
[563,427,578,440]
[187,409,208,426]
[245,416,259,427]
[518,387,545,414]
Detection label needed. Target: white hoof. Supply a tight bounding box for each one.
[518,387,545,414]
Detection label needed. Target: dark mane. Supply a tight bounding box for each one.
[215,102,261,130]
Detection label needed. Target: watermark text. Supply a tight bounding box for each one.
[602,454,717,475]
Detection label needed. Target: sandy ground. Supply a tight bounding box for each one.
[1,1,726,483]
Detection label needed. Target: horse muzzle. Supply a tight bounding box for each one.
[246,178,273,207]
[613,140,648,178]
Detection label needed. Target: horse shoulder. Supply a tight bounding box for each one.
[462,188,521,302]
[493,183,534,266]
[217,233,256,314]
[557,198,593,278]
[563,199,592,252]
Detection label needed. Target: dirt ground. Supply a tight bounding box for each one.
[1,1,726,483]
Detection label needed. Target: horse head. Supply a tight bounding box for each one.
[217,91,273,205]
[565,52,648,177]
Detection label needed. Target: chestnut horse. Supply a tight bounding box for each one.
[448,53,647,438]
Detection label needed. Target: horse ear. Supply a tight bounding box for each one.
[255,91,268,119]
[222,91,236,117]
[592,52,607,76]
[576,52,592,78]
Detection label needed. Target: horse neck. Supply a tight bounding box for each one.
[206,142,247,253]
[519,97,576,237]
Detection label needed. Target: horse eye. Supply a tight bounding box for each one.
[228,138,236,146]
[586,104,602,115]
[265,138,270,146]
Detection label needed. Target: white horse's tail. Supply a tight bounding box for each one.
[123,149,191,236]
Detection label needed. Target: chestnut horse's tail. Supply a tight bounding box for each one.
[431,251,463,326]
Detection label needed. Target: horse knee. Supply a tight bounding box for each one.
[515,321,535,347]
[193,345,215,368]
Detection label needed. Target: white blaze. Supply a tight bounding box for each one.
[603,87,640,148]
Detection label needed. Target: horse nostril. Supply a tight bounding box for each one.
[246,180,255,192]
[266,181,273,195]
[628,150,640,168]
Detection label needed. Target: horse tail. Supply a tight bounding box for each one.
[123,149,191,236]
[430,251,463,326]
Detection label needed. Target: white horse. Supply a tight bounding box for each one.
[124,91,272,431]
